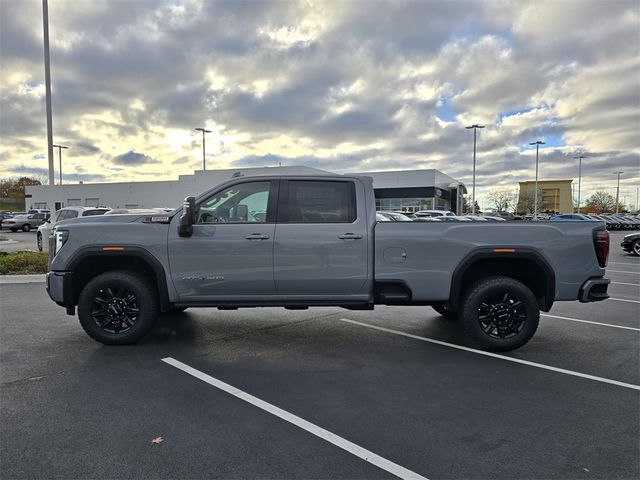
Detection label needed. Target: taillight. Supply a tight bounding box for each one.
[594,229,609,268]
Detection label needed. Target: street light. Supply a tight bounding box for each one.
[614,171,624,214]
[465,124,485,215]
[194,127,212,170]
[42,0,54,186]
[529,140,545,217]
[52,144,68,185]
[573,154,586,213]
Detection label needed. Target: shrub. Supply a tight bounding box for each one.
[0,251,48,274]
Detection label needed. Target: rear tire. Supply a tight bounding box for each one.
[460,276,539,352]
[22,224,30,232]
[78,270,158,345]
[431,303,456,319]
[37,232,43,251]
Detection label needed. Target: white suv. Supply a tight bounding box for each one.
[414,210,457,217]
[37,206,110,251]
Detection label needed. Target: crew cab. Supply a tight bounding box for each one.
[46,174,610,351]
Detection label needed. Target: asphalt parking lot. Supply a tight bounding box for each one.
[1,232,638,479]
[0,229,39,253]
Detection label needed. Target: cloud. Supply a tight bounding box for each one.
[0,0,637,206]
[112,150,158,166]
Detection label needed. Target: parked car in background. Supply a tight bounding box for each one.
[378,211,413,222]
[1,213,47,232]
[552,214,593,221]
[37,207,111,251]
[0,213,15,230]
[621,232,640,256]
[414,210,456,218]
[482,215,507,222]
[437,216,472,222]
[376,213,392,222]
[460,215,488,221]
[412,216,442,222]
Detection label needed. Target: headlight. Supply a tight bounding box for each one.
[52,228,69,257]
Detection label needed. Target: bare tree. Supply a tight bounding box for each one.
[517,187,544,215]
[487,189,515,212]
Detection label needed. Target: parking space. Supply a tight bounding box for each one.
[0,229,39,253]
[1,231,638,479]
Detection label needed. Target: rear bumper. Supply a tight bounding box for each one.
[578,277,610,303]
[46,271,74,308]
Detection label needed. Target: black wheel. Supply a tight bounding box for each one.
[37,232,43,251]
[633,239,640,257]
[431,303,456,319]
[22,224,30,232]
[460,276,539,351]
[10,228,17,232]
[77,270,158,345]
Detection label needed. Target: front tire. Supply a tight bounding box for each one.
[22,224,30,232]
[460,276,539,352]
[632,239,640,257]
[78,270,158,345]
[37,232,43,251]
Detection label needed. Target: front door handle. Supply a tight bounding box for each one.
[338,233,363,240]
[245,233,270,240]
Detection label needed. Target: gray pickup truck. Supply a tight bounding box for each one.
[46,173,610,351]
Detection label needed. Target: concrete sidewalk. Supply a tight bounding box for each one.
[0,274,46,284]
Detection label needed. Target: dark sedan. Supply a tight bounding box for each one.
[621,232,640,256]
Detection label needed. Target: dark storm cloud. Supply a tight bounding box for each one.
[112,150,158,166]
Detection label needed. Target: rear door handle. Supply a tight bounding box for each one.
[338,233,363,240]
[245,233,270,240]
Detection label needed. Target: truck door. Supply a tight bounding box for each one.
[274,179,369,295]
[168,179,278,300]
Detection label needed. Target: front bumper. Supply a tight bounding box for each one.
[578,277,610,303]
[46,271,75,310]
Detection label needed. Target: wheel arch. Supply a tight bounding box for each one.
[449,248,555,312]
[66,247,170,311]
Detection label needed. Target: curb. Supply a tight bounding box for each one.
[0,274,46,284]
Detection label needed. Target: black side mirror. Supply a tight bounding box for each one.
[178,196,196,237]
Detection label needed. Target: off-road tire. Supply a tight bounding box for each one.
[78,270,158,345]
[460,276,539,352]
[431,303,456,319]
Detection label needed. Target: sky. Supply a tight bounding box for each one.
[1,0,639,209]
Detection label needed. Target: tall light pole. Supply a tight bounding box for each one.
[529,140,545,217]
[42,0,54,186]
[465,124,484,215]
[614,171,624,214]
[573,155,586,213]
[194,127,212,170]
[52,144,68,185]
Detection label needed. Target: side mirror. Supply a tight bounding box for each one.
[178,196,196,238]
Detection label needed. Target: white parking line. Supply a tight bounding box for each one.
[609,261,640,266]
[162,357,429,480]
[611,282,640,287]
[609,297,640,304]
[607,270,640,275]
[339,319,640,391]
[542,313,640,331]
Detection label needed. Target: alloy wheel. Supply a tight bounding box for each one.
[90,285,140,334]
[477,292,527,339]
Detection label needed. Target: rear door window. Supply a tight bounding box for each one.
[279,180,356,223]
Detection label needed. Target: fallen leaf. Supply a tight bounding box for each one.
[151,436,164,444]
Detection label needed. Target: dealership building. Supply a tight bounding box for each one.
[25,166,467,214]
